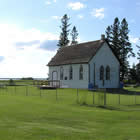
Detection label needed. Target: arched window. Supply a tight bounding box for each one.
[69,66,73,80]
[60,67,63,80]
[106,66,110,80]
[100,65,104,80]
[79,65,83,80]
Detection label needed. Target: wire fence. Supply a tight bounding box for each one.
[0,85,140,107]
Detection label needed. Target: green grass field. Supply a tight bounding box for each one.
[0,86,140,140]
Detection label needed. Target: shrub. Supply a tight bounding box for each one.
[9,79,15,86]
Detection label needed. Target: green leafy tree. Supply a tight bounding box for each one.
[71,26,78,45]
[57,14,70,48]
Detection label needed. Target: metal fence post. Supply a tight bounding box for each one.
[26,85,28,96]
[77,88,79,103]
[104,89,106,106]
[40,89,42,98]
[93,91,94,104]
[118,94,120,105]
[6,85,8,93]
[15,86,16,94]
[135,92,136,105]
[56,88,58,101]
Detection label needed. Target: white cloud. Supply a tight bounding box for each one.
[52,16,61,20]
[77,14,84,19]
[91,8,105,19]
[45,0,57,5]
[129,36,140,44]
[68,2,85,10]
[45,0,51,5]
[0,24,58,78]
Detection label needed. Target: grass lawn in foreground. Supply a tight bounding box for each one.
[0,87,140,139]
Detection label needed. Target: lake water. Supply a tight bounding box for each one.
[0,78,47,81]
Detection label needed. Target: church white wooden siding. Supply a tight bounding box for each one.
[89,42,120,88]
[49,64,89,88]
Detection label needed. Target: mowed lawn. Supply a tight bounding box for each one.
[0,87,140,140]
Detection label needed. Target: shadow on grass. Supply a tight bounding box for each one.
[106,89,140,95]
[79,103,140,112]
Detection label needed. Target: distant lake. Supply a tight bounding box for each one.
[0,78,47,81]
[0,78,20,81]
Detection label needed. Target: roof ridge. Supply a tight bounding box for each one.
[48,39,105,66]
[68,39,101,47]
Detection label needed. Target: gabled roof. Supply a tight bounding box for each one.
[47,39,119,66]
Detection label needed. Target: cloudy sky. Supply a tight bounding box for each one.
[0,0,140,78]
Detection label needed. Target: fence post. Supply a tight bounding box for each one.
[77,88,79,103]
[135,92,136,105]
[6,85,8,93]
[118,94,120,105]
[40,89,42,98]
[56,88,58,101]
[104,89,106,106]
[93,91,94,104]
[15,86,16,94]
[26,85,28,96]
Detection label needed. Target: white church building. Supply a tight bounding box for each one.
[47,35,120,89]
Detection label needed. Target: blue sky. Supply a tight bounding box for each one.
[0,0,139,78]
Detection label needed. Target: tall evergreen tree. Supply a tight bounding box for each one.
[136,39,140,62]
[128,63,137,84]
[136,40,140,83]
[136,63,140,83]
[106,26,112,43]
[111,17,121,58]
[106,17,121,60]
[57,14,70,48]
[120,18,135,80]
[105,17,134,81]
[71,26,78,45]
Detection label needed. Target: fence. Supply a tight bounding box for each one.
[0,85,140,107]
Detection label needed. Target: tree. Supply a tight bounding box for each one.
[105,26,112,43]
[136,63,140,83]
[136,40,140,83]
[128,63,137,84]
[71,26,78,45]
[136,38,140,62]
[137,45,140,61]
[120,18,135,80]
[57,14,70,48]
[106,18,121,58]
[105,17,134,81]
[9,79,15,86]
[111,18,122,59]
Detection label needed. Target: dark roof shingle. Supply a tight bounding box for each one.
[47,39,105,66]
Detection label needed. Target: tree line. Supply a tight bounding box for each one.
[57,14,140,84]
